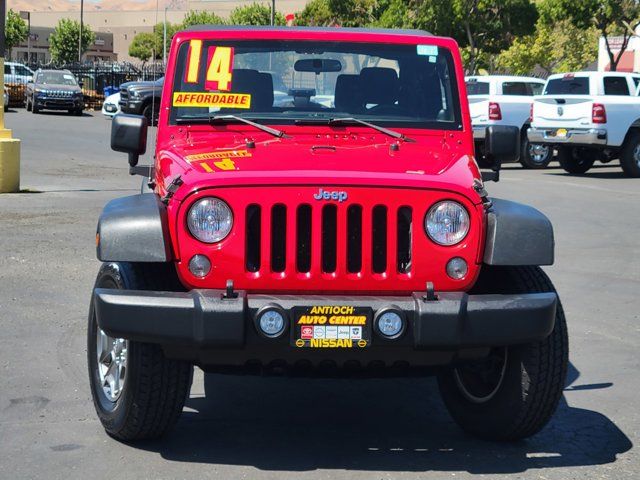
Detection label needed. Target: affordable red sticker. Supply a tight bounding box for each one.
[173,92,251,109]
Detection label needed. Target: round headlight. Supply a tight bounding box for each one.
[187,197,233,243]
[425,201,470,246]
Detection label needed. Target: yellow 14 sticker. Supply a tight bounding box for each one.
[184,40,234,92]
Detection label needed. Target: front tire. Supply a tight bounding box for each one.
[520,134,551,169]
[557,146,595,174]
[142,102,160,126]
[88,262,192,441]
[437,266,568,441]
[620,131,640,178]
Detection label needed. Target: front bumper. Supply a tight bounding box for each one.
[528,126,607,146]
[94,288,557,368]
[35,97,83,110]
[119,99,143,113]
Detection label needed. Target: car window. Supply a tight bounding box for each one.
[544,77,589,95]
[15,66,33,76]
[603,76,630,96]
[502,82,531,96]
[171,39,463,129]
[38,71,78,86]
[529,82,544,95]
[4,65,11,75]
[633,77,640,88]
[466,81,489,95]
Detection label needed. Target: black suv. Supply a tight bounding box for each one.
[26,69,84,115]
[118,77,163,125]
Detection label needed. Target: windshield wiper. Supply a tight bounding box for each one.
[327,117,416,142]
[209,114,289,138]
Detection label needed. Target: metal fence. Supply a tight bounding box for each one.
[4,61,165,109]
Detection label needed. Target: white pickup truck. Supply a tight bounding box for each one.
[528,71,640,177]
[466,75,550,168]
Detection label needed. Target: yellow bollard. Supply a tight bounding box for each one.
[0,57,21,193]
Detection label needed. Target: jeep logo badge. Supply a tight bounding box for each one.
[557,106,564,116]
[313,188,348,202]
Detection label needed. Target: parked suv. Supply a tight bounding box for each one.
[118,77,163,125]
[528,71,640,176]
[90,27,567,443]
[26,69,84,115]
[466,75,549,169]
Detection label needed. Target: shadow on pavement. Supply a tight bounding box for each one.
[134,361,631,474]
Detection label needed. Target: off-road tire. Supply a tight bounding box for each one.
[620,131,640,178]
[557,146,594,174]
[520,134,551,169]
[142,102,160,126]
[437,266,568,441]
[32,99,39,114]
[88,262,192,441]
[26,98,32,111]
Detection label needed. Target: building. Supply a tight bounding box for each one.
[14,1,307,63]
[11,27,115,63]
[598,28,640,72]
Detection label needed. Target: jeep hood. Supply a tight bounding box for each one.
[158,129,481,203]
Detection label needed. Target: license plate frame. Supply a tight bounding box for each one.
[292,306,372,349]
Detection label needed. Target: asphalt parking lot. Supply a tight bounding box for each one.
[0,108,638,479]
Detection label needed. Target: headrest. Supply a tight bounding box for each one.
[231,69,274,110]
[360,67,399,105]
[334,74,363,112]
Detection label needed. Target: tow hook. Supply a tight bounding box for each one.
[423,282,438,302]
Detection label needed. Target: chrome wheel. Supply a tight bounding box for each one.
[453,348,508,404]
[633,144,640,168]
[528,143,550,164]
[96,328,128,402]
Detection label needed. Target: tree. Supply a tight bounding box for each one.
[5,9,29,57]
[540,0,640,71]
[410,0,538,74]
[229,2,286,25]
[295,0,336,26]
[153,22,181,61]
[49,18,96,64]
[182,10,226,27]
[497,20,598,75]
[129,32,156,62]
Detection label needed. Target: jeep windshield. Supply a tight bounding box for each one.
[170,40,462,130]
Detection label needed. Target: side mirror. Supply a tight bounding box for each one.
[27,79,33,84]
[482,125,520,182]
[111,114,148,169]
[79,80,84,88]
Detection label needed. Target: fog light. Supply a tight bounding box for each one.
[189,254,211,278]
[257,308,286,338]
[375,309,405,339]
[446,257,468,280]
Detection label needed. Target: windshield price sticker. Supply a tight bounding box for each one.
[184,41,235,91]
[293,306,371,348]
[417,44,438,56]
[173,92,251,109]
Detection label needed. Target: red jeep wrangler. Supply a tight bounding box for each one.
[89,27,567,442]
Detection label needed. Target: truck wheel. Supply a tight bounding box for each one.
[520,135,551,169]
[437,266,568,441]
[26,98,32,112]
[620,131,640,178]
[87,262,192,441]
[142,103,160,126]
[557,147,594,174]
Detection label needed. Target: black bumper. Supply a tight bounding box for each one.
[94,289,556,367]
[35,98,82,110]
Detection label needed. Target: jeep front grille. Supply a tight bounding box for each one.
[245,203,413,276]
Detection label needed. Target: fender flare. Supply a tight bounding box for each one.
[97,193,172,262]
[483,198,554,266]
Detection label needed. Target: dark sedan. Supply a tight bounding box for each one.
[26,69,84,115]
